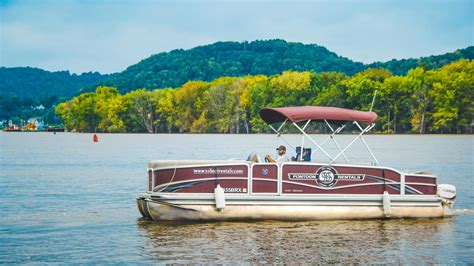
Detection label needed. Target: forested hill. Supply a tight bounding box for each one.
[97,40,473,93]
[1,40,473,98]
[97,40,365,93]
[368,46,474,75]
[56,59,474,134]
[0,67,106,99]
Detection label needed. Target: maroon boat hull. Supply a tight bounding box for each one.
[149,162,436,196]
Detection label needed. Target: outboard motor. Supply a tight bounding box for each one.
[438,184,456,209]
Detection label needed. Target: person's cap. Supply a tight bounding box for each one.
[276,145,286,151]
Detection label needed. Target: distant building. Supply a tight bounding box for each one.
[26,118,45,131]
[32,104,45,110]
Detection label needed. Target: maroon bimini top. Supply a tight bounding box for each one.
[259,106,378,125]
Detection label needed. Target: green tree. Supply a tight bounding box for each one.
[55,92,99,132]
[405,67,433,133]
[155,88,177,133]
[173,81,210,132]
[343,68,392,111]
[430,60,474,133]
[121,89,160,133]
[380,76,413,133]
[94,86,125,133]
[311,72,348,107]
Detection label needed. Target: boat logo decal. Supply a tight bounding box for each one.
[315,167,338,187]
[288,166,365,187]
[261,168,269,175]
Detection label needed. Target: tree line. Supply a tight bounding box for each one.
[0,67,105,100]
[56,59,473,134]
[95,40,473,94]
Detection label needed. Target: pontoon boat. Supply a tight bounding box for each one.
[137,106,456,221]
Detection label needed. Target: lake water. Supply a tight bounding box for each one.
[0,133,473,263]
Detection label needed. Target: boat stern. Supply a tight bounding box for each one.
[437,184,457,216]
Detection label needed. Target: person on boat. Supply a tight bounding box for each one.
[265,145,290,163]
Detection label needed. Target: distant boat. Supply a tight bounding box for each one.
[45,127,65,132]
[3,126,65,132]
[137,106,457,221]
[3,127,22,132]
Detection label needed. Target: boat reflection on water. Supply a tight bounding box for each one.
[136,218,455,263]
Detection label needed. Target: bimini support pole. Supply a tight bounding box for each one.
[302,119,311,130]
[330,123,376,164]
[292,122,333,161]
[269,119,296,151]
[322,120,349,163]
[319,124,346,147]
[277,119,288,132]
[299,119,312,161]
[370,88,378,112]
[353,121,379,165]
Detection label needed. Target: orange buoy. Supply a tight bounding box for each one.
[93,134,99,142]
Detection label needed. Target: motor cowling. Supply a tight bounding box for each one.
[438,184,456,208]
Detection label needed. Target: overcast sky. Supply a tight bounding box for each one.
[0,0,472,74]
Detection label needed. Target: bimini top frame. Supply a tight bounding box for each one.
[259,106,379,165]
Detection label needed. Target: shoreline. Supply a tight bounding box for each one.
[1,131,473,136]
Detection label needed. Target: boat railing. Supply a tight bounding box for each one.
[260,105,380,166]
[270,119,379,166]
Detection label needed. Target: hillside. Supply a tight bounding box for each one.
[0,67,106,99]
[55,60,474,134]
[368,46,474,75]
[97,39,365,93]
[1,40,473,98]
[96,40,474,93]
